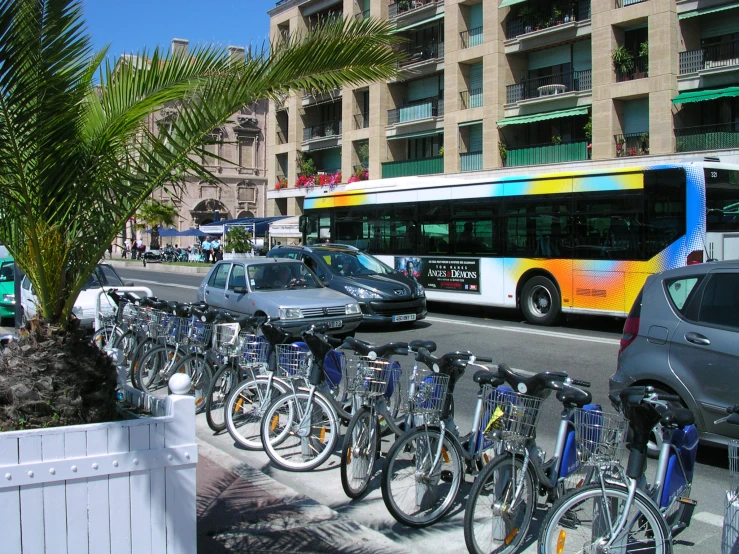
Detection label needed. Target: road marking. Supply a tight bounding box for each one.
[693,511,723,527]
[128,278,199,291]
[425,316,621,346]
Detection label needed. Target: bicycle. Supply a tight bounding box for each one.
[537,385,699,554]
[91,289,140,351]
[714,404,739,554]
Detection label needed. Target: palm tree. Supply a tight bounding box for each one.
[0,0,403,430]
[137,200,178,250]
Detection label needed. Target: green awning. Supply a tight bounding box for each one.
[679,2,739,19]
[386,129,443,141]
[392,13,444,33]
[458,120,483,128]
[672,87,739,104]
[499,0,527,7]
[497,107,589,127]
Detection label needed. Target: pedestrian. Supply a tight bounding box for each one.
[211,237,221,262]
[202,236,212,264]
[136,238,145,260]
[123,238,131,259]
[107,244,113,259]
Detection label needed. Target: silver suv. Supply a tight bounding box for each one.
[196,259,362,337]
[610,260,739,452]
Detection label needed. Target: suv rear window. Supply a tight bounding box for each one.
[665,276,703,314]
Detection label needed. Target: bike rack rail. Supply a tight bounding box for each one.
[94,286,154,331]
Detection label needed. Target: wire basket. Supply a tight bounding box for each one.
[275,344,312,380]
[239,333,270,366]
[349,356,394,398]
[573,408,629,466]
[409,373,450,417]
[213,323,241,356]
[118,300,139,325]
[144,309,171,339]
[184,317,212,347]
[482,387,543,444]
[730,440,739,494]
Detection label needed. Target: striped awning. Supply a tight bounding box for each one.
[497,107,589,127]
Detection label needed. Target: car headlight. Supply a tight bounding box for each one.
[2,294,15,304]
[415,283,425,297]
[344,285,382,300]
[279,307,304,320]
[345,303,361,315]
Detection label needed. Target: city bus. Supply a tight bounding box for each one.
[300,161,739,325]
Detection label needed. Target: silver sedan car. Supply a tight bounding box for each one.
[197,258,362,337]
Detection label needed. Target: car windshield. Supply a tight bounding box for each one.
[320,251,393,277]
[82,265,124,290]
[248,263,321,291]
[0,262,14,282]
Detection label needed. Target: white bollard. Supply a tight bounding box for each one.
[169,373,192,395]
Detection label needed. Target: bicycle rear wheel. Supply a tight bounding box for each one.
[260,390,339,472]
[169,354,214,414]
[538,482,671,554]
[137,345,180,396]
[381,425,462,528]
[464,453,536,554]
[341,406,380,499]
[225,376,289,450]
[205,364,239,431]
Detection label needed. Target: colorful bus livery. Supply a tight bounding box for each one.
[301,162,739,325]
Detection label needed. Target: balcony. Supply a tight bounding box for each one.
[506,1,591,40]
[506,140,589,167]
[680,40,739,75]
[399,41,444,67]
[615,0,647,7]
[614,132,649,157]
[461,27,483,49]
[506,70,592,104]
[460,152,483,172]
[675,123,739,153]
[354,111,369,130]
[382,156,444,178]
[616,55,648,82]
[388,96,444,125]
[460,89,483,109]
[389,0,442,19]
[303,120,342,142]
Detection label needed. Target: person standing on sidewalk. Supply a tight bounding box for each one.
[202,236,212,264]
[211,237,221,263]
[123,238,131,259]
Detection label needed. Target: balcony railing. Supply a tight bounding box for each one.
[506,140,589,167]
[354,111,369,129]
[460,152,483,172]
[616,55,648,82]
[460,89,483,109]
[382,156,444,178]
[615,0,647,8]
[399,41,444,67]
[679,40,739,75]
[388,96,444,125]
[506,69,592,104]
[461,26,483,48]
[505,0,590,40]
[389,0,442,19]
[675,123,739,153]
[303,120,342,141]
[614,132,649,157]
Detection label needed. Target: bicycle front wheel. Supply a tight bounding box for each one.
[464,453,537,554]
[205,364,240,431]
[341,406,380,499]
[260,390,339,472]
[538,482,671,554]
[137,345,180,396]
[381,425,463,528]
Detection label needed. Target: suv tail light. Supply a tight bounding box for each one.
[619,316,640,355]
[687,250,703,265]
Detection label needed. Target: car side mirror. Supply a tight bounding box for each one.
[233,286,247,294]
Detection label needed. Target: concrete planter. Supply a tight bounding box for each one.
[223,252,252,260]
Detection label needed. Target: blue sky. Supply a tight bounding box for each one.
[83,0,276,59]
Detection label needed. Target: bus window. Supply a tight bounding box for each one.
[389,204,419,254]
[505,195,570,258]
[705,168,739,232]
[335,206,374,250]
[452,199,499,256]
[574,190,643,260]
[420,202,450,254]
[644,169,686,258]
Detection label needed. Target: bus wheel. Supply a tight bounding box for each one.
[520,276,561,326]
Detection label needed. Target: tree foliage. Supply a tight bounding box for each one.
[224,225,252,254]
[136,199,178,249]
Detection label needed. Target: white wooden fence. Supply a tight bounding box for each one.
[0,385,197,554]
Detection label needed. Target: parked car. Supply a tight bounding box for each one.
[196,258,362,337]
[0,257,17,321]
[267,244,427,325]
[610,260,739,454]
[20,263,133,329]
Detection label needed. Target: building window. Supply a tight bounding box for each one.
[203,130,223,166]
[239,137,254,168]
[237,183,256,203]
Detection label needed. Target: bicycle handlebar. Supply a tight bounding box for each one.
[572,379,591,388]
[655,393,680,402]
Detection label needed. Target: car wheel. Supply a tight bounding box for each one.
[520,276,561,326]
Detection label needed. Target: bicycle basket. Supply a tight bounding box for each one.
[184,317,212,347]
[351,356,393,398]
[731,440,739,493]
[482,386,543,444]
[145,309,169,338]
[118,299,138,325]
[213,323,241,356]
[573,408,629,466]
[275,343,311,380]
[239,333,270,366]
[409,373,450,416]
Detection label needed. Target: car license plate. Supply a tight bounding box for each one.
[320,320,343,329]
[392,314,416,323]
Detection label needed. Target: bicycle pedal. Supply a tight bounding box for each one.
[440,470,454,483]
[676,497,697,506]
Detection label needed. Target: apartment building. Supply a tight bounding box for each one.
[266,0,739,217]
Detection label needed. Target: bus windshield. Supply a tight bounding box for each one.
[705,168,739,231]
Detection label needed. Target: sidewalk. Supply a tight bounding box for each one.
[197,441,412,554]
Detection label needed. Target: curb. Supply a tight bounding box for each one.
[196,439,413,554]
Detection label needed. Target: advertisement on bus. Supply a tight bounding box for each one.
[395,257,480,293]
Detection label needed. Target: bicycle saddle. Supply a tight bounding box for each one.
[496,363,568,397]
[409,340,436,353]
[556,387,592,408]
[343,336,409,358]
[473,370,504,387]
[660,408,694,429]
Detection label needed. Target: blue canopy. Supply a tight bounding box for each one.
[179,228,207,237]
[144,227,180,237]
